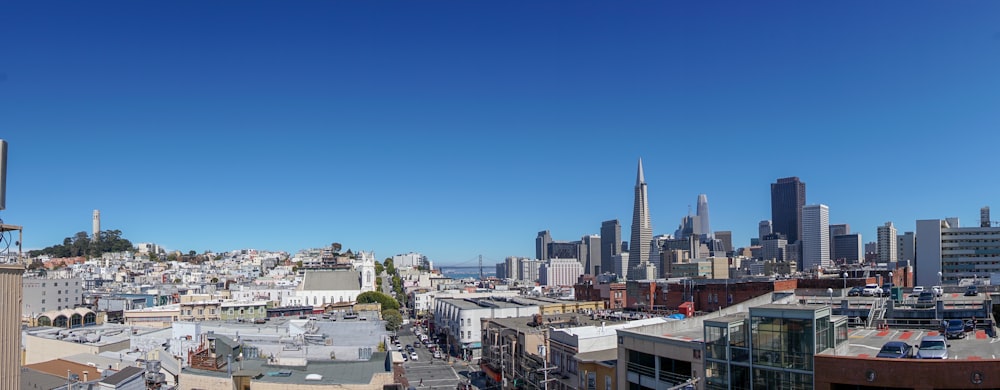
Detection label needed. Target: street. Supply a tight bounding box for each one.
[398,323,477,390]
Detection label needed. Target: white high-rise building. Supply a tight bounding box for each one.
[877,222,898,263]
[539,258,584,287]
[801,204,830,270]
[916,216,1000,286]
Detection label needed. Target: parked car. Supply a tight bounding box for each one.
[965,285,978,296]
[915,291,936,308]
[881,284,893,297]
[848,286,864,297]
[862,284,883,297]
[931,286,944,297]
[942,319,967,339]
[911,286,925,297]
[915,336,949,359]
[876,341,913,358]
[433,351,442,359]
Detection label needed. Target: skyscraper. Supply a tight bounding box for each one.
[580,234,601,276]
[897,232,915,264]
[770,177,806,246]
[696,194,711,238]
[535,231,551,260]
[877,222,898,263]
[833,233,863,264]
[801,204,830,271]
[629,159,652,279]
[715,231,733,254]
[829,223,849,257]
[600,219,621,276]
[758,220,773,242]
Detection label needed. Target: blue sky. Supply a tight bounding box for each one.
[1,1,998,266]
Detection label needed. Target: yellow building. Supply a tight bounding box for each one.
[180,300,222,321]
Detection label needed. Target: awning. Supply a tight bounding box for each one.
[480,363,501,382]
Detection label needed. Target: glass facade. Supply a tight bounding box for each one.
[751,316,814,371]
[704,306,841,390]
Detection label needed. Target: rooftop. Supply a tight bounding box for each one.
[183,352,390,384]
[25,324,137,347]
[828,326,1000,360]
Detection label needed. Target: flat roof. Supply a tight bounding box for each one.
[829,326,1000,360]
[26,324,135,347]
[183,353,389,384]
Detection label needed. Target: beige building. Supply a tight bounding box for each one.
[180,301,222,321]
[0,263,25,390]
[124,305,180,328]
[616,321,704,390]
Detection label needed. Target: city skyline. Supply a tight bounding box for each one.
[2,1,999,265]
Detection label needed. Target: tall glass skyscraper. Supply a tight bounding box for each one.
[771,177,806,267]
[600,219,621,276]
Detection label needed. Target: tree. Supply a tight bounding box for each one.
[189,250,197,256]
[211,277,219,283]
[356,291,400,311]
[382,309,403,331]
[374,261,384,276]
[375,277,383,293]
[332,242,343,254]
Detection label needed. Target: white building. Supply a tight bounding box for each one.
[411,290,520,314]
[22,276,83,315]
[916,217,1000,286]
[539,258,583,287]
[801,204,830,270]
[877,221,898,263]
[519,259,542,284]
[283,266,375,308]
[392,252,427,269]
[432,297,539,357]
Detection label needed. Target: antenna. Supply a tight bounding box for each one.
[0,139,6,210]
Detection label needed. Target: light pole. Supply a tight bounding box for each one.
[538,345,548,390]
[843,272,848,291]
[827,288,833,308]
[938,271,943,286]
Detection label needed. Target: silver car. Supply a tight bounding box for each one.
[915,335,949,359]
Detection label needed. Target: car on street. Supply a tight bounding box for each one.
[915,336,949,359]
[848,286,864,297]
[931,286,943,297]
[410,352,418,360]
[942,319,967,339]
[876,341,913,358]
[911,286,924,297]
[965,285,978,296]
[433,351,442,359]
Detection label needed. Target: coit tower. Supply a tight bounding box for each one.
[93,209,100,242]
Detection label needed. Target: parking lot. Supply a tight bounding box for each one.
[396,324,474,389]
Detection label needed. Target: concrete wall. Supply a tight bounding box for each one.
[815,355,1000,390]
[23,334,131,365]
[178,371,233,390]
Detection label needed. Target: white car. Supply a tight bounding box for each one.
[931,286,944,297]
[862,284,883,296]
[912,286,925,297]
[433,351,442,359]
[410,352,418,360]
